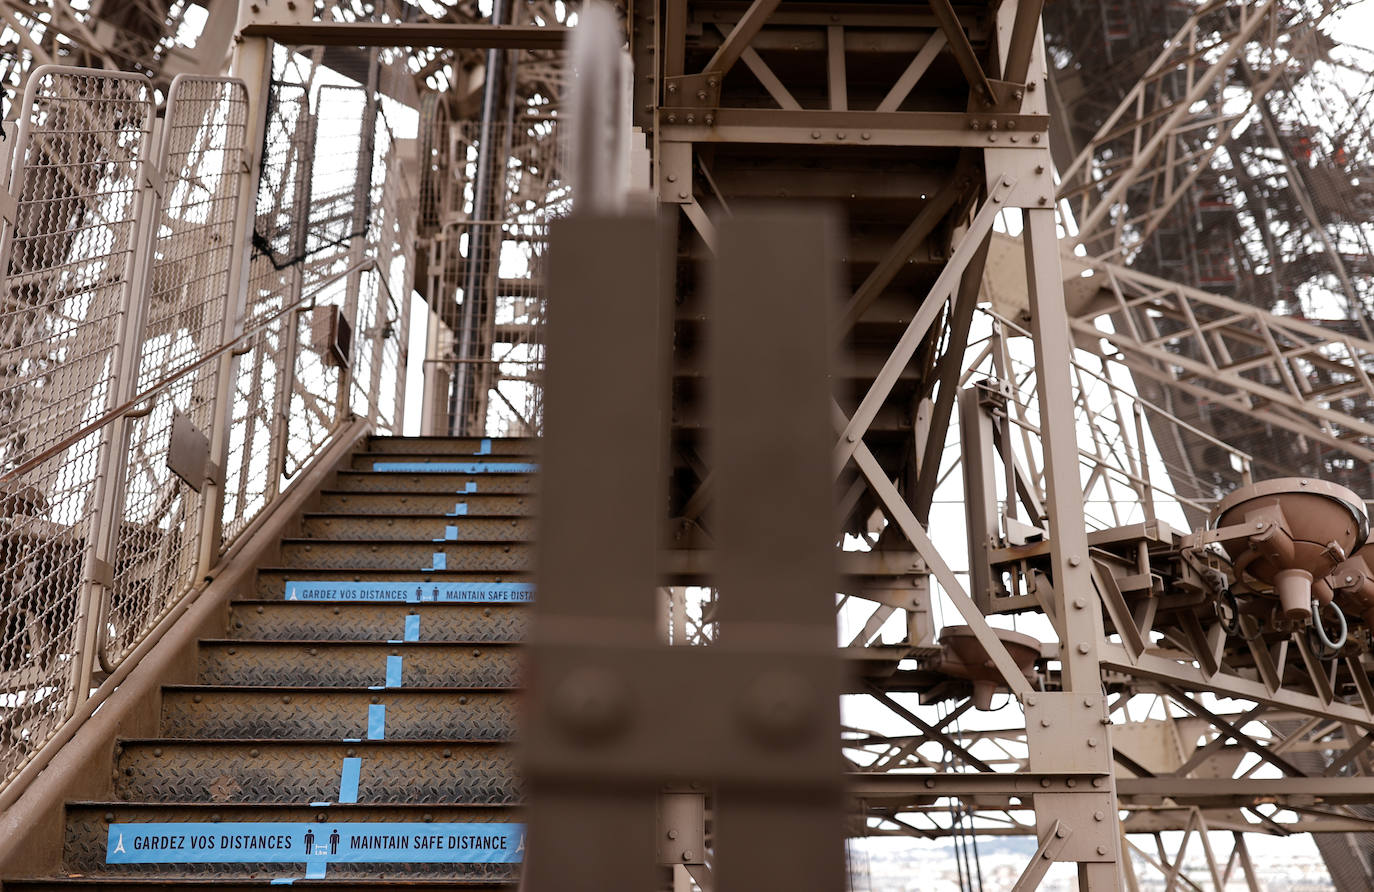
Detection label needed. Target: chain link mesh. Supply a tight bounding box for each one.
[0,66,154,787]
[102,76,249,667]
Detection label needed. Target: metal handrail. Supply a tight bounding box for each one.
[0,257,379,486]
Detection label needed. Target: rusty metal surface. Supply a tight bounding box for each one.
[347,455,537,472]
[331,472,536,494]
[63,804,521,880]
[197,643,523,688]
[114,741,521,805]
[8,882,517,891]
[367,437,538,456]
[300,517,535,542]
[278,541,533,572]
[160,689,519,740]
[226,603,530,643]
[315,493,535,516]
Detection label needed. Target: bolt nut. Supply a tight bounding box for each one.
[667,830,678,840]
[682,850,696,862]
[1077,643,1091,654]
[1073,597,1087,609]
[1094,811,1105,822]
[1097,845,1108,856]
[1068,555,1082,567]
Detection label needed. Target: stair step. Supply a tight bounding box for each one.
[300,516,534,542]
[277,542,532,572]
[9,882,515,891]
[349,456,537,473]
[114,740,520,805]
[331,472,535,494]
[251,571,531,601]
[160,688,517,741]
[315,493,534,517]
[227,601,528,643]
[197,642,521,688]
[64,803,521,881]
[366,436,537,456]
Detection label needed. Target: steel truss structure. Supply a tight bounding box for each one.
[4,0,1374,890]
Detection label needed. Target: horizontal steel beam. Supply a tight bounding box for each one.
[239,22,568,50]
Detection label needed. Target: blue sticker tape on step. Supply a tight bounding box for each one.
[284,581,532,603]
[105,823,525,865]
[404,614,420,641]
[476,438,492,455]
[425,552,447,571]
[445,502,468,517]
[462,482,477,493]
[385,656,402,688]
[372,461,536,474]
[338,757,362,804]
[432,525,459,542]
[367,704,386,739]
[269,879,295,884]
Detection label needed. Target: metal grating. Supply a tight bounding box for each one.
[102,75,249,667]
[0,65,155,786]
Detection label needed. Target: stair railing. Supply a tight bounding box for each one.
[0,63,415,804]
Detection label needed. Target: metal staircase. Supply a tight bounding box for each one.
[4,436,535,890]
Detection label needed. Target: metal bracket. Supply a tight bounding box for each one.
[167,410,212,493]
[657,790,706,866]
[84,557,115,589]
[663,72,721,110]
[0,189,16,227]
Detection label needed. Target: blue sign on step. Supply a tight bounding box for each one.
[105,822,524,864]
[283,581,533,603]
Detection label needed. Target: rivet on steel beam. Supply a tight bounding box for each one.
[666,174,677,182]
[696,91,707,100]
[1040,778,1051,788]
[1032,134,1041,143]
[1040,718,1052,727]
[970,120,982,130]
[861,132,871,140]
[1035,165,1046,174]
[1068,555,1081,567]
[1066,779,1076,788]
[1094,811,1105,822]
[686,114,696,124]
[989,135,997,143]
[1094,777,1105,787]
[1055,828,1066,838]
[667,83,677,93]
[667,114,677,123]
[1073,598,1086,609]
[1037,195,1047,204]
[668,830,679,840]
[811,131,822,139]
[1097,846,1108,856]
[836,132,847,140]
[678,192,689,200]
[682,850,696,862]
[1077,643,1090,654]
[1087,738,1099,747]
[925,779,935,789]
[1083,698,1094,708]
[1006,120,1017,131]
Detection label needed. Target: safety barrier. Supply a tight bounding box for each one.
[0,65,415,794]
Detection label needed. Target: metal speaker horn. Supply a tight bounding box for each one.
[1209,478,1368,621]
[932,626,1041,710]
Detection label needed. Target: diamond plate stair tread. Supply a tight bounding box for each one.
[347,456,536,471]
[160,689,519,740]
[64,804,520,880]
[331,472,534,494]
[227,602,529,642]
[278,541,532,572]
[197,642,522,688]
[114,741,521,805]
[251,572,531,600]
[300,517,534,542]
[315,494,534,516]
[6,880,516,891]
[366,436,536,455]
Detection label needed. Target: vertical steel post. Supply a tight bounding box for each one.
[523,210,668,892]
[197,4,274,575]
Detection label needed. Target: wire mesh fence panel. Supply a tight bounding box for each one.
[0,66,155,786]
[220,84,311,547]
[102,76,248,667]
[429,118,566,437]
